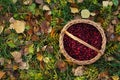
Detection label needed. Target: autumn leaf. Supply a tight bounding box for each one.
[0,71,5,79]
[0,25,4,34]
[112,75,119,80]
[81,9,90,18]
[68,0,75,3]
[35,0,43,4]
[43,57,50,63]
[43,5,50,11]
[70,7,79,13]
[77,0,83,3]
[40,20,52,34]
[23,0,32,5]
[0,58,4,65]
[31,35,39,41]
[98,71,110,80]
[45,11,52,22]
[19,61,29,69]
[102,1,109,7]
[11,51,22,60]
[28,44,34,54]
[46,0,51,3]
[11,51,22,63]
[56,60,67,72]
[37,53,43,61]
[72,66,86,76]
[7,40,16,48]
[50,28,55,37]
[40,61,45,70]
[10,20,26,33]
[13,65,18,70]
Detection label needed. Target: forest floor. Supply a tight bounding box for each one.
[0,0,120,80]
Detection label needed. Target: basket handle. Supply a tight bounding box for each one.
[65,31,101,54]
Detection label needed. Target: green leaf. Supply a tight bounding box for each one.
[28,3,36,15]
[115,24,120,34]
[7,41,16,48]
[112,0,119,6]
[118,13,120,19]
[28,44,34,54]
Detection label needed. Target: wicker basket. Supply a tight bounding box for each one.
[59,19,106,65]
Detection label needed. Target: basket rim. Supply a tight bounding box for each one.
[59,19,106,65]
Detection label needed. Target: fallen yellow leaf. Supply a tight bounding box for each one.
[43,5,50,11]
[50,28,55,37]
[81,9,90,18]
[37,53,43,61]
[70,7,79,13]
[0,71,5,79]
[13,65,18,70]
[46,0,51,3]
[112,75,119,80]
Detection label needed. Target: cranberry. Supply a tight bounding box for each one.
[63,23,102,60]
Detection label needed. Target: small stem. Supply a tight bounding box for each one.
[65,31,101,54]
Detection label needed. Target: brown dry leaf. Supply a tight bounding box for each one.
[46,46,54,53]
[117,36,120,41]
[0,71,5,79]
[112,20,117,25]
[0,5,3,11]
[11,51,22,63]
[42,45,47,51]
[10,20,26,33]
[70,7,79,13]
[37,53,43,61]
[45,11,52,22]
[50,28,55,37]
[112,75,119,80]
[40,61,45,70]
[107,24,114,34]
[31,35,39,41]
[98,71,110,80]
[25,12,32,21]
[56,60,67,72]
[11,51,22,60]
[35,0,43,4]
[27,29,33,35]
[40,20,52,34]
[72,66,86,76]
[97,17,104,24]
[33,26,40,34]
[19,61,29,69]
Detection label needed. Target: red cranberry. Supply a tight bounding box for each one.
[63,23,102,60]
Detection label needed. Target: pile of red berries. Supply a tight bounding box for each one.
[63,23,102,60]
